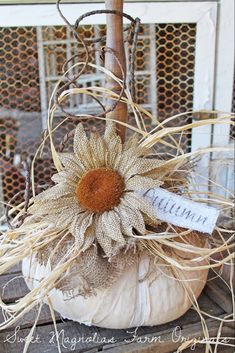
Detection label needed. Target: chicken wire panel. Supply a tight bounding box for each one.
[156,23,196,154]
[0,22,197,222]
[0,27,35,220]
[0,27,52,222]
[39,23,196,153]
[0,27,40,112]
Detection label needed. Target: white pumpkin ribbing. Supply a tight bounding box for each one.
[22,254,208,329]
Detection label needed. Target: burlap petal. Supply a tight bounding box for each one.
[123,133,140,151]
[40,201,84,228]
[70,212,93,248]
[45,209,80,229]
[116,140,150,177]
[104,121,121,146]
[81,227,96,252]
[103,122,123,168]
[89,132,107,168]
[102,211,126,244]
[29,197,84,221]
[125,158,165,179]
[51,170,80,185]
[116,148,139,177]
[126,175,162,190]
[106,138,122,169]
[59,153,86,175]
[114,206,134,236]
[74,126,96,170]
[96,216,114,257]
[144,160,192,192]
[73,124,88,156]
[117,200,146,234]
[29,195,75,214]
[34,183,75,202]
[123,192,158,223]
[143,164,174,181]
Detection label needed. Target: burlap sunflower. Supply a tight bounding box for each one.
[29,122,164,257]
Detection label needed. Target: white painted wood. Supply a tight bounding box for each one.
[0,0,218,4]
[0,2,217,27]
[191,2,217,151]
[213,0,234,146]
[210,152,234,198]
[189,3,217,194]
[0,176,5,225]
[36,26,48,131]
[211,0,234,196]
[149,24,157,123]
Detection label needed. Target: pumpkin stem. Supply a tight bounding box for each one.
[105,0,127,143]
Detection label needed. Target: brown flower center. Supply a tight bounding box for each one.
[76,168,125,213]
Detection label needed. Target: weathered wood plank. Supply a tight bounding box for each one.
[0,304,61,332]
[0,273,29,303]
[0,263,22,275]
[0,321,124,353]
[204,281,233,314]
[182,346,234,353]
[0,0,218,4]
[1,314,232,353]
[102,316,234,353]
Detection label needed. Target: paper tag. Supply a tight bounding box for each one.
[143,188,220,234]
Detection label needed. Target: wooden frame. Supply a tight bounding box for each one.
[213,0,234,145]
[210,0,234,196]
[1,2,218,144]
[0,0,219,4]
[105,0,127,142]
[1,2,217,27]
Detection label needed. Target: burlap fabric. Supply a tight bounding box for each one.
[37,233,139,297]
[36,224,206,298]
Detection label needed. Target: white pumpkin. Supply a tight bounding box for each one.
[22,252,208,329]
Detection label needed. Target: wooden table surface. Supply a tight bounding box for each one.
[0,265,234,353]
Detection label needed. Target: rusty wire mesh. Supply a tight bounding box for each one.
[0,22,197,222]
